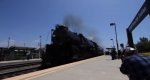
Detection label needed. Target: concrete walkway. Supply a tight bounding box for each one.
[5,56,128,80]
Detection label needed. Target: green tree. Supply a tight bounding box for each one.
[136,37,150,53]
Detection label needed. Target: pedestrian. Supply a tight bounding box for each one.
[118,50,121,59]
[120,49,126,62]
[110,49,116,60]
[120,47,150,80]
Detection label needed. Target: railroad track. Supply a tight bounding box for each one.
[0,59,41,79]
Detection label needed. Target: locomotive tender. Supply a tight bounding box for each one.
[41,25,103,68]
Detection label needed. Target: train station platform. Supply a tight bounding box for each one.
[5,56,128,80]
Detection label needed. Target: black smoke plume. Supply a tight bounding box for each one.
[63,15,103,47]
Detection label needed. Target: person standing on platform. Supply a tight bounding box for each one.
[110,49,117,60]
[120,47,150,80]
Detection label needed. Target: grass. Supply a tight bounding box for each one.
[143,52,150,57]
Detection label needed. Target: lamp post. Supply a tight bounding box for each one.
[110,39,115,48]
[110,23,119,58]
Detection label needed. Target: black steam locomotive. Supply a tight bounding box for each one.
[41,25,103,68]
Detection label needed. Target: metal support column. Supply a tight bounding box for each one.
[146,0,150,14]
[126,29,134,48]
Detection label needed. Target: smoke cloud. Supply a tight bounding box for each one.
[63,15,103,48]
[63,15,84,33]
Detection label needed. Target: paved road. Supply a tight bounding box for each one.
[5,56,128,80]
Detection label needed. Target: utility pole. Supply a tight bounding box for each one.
[8,37,10,48]
[39,36,42,58]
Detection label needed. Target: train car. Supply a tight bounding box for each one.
[41,25,103,68]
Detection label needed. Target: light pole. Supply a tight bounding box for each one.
[110,23,119,58]
[110,39,115,48]
[39,36,42,58]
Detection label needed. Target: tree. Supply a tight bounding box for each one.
[135,37,150,53]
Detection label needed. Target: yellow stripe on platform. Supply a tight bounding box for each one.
[4,56,100,80]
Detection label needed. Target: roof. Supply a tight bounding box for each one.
[9,46,36,50]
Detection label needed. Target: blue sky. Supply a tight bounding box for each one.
[0,0,149,49]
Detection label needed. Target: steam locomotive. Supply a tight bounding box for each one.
[41,25,103,68]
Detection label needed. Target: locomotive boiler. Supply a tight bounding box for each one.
[41,25,103,68]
